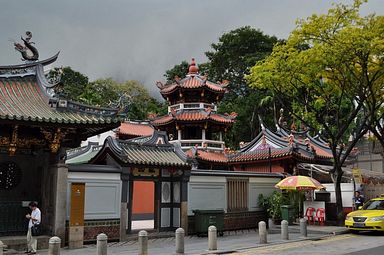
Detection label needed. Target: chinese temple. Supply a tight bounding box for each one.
[150,58,237,169]
[0,32,121,242]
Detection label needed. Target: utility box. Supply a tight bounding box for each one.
[281,205,295,225]
[315,190,331,202]
[193,209,224,236]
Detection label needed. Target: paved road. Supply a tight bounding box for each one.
[234,232,384,255]
[348,245,384,255]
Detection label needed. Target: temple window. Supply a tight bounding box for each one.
[227,178,249,212]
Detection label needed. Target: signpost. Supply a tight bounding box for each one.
[352,168,363,184]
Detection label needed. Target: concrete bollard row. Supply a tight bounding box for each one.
[48,236,61,255]
[0,240,5,255]
[300,218,308,237]
[208,225,217,251]
[97,233,108,255]
[138,230,148,255]
[175,228,185,254]
[281,220,289,240]
[258,221,267,244]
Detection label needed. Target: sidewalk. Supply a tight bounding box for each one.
[31,225,348,255]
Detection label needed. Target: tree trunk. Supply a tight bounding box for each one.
[333,169,344,225]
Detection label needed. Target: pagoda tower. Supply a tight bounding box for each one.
[151,58,237,152]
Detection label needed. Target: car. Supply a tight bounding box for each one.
[345,197,384,233]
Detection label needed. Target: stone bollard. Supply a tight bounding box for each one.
[138,230,148,255]
[96,233,108,255]
[258,221,267,244]
[281,220,289,240]
[175,228,185,254]
[0,240,5,255]
[268,218,274,229]
[300,218,307,237]
[208,225,217,251]
[48,236,61,255]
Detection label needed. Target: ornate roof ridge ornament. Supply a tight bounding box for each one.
[188,58,198,75]
[13,31,39,61]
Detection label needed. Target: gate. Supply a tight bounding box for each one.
[0,201,28,235]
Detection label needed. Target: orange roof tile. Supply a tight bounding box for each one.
[150,111,236,126]
[159,75,226,95]
[117,122,154,137]
[186,149,229,163]
[230,148,294,163]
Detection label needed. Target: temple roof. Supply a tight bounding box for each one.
[150,110,237,126]
[90,131,190,167]
[66,142,102,164]
[0,53,121,129]
[0,76,119,125]
[186,149,229,164]
[116,121,154,138]
[156,58,227,98]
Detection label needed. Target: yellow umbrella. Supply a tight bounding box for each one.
[275,175,324,191]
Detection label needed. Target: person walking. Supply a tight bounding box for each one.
[25,201,41,254]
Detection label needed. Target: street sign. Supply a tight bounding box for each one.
[352,168,363,184]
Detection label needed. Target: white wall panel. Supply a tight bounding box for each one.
[188,177,226,215]
[67,172,121,220]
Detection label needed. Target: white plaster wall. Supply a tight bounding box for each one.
[320,183,354,207]
[248,177,280,211]
[187,176,227,215]
[67,172,122,220]
[80,130,115,147]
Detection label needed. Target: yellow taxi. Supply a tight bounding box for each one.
[345,197,384,232]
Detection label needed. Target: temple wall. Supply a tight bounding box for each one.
[66,172,121,241]
[187,176,227,215]
[248,177,279,211]
[187,174,280,234]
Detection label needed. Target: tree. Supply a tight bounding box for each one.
[50,66,89,101]
[113,80,167,120]
[248,0,384,223]
[205,26,279,97]
[51,67,166,119]
[80,78,119,107]
[164,61,189,83]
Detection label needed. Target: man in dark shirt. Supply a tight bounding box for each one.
[354,191,365,209]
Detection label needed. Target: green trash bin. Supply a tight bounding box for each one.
[193,209,224,236]
[281,205,295,225]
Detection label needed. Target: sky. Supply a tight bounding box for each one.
[1,0,383,99]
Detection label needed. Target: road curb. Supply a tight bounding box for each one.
[197,229,350,255]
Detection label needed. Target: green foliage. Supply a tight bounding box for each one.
[205,26,279,97]
[249,0,384,220]
[50,67,88,101]
[258,191,287,220]
[51,67,166,119]
[164,61,189,83]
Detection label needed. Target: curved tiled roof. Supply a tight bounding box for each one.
[91,132,190,168]
[230,148,294,163]
[186,149,229,163]
[0,76,120,125]
[151,110,236,126]
[117,121,154,137]
[159,75,227,95]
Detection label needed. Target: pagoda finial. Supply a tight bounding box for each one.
[188,58,199,74]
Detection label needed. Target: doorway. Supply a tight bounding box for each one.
[131,181,155,230]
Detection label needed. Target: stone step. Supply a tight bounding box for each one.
[0,235,50,251]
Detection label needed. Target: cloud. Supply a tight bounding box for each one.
[1,0,383,99]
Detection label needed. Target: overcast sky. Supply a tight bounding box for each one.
[1,0,383,99]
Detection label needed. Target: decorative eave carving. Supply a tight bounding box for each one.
[40,127,67,153]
